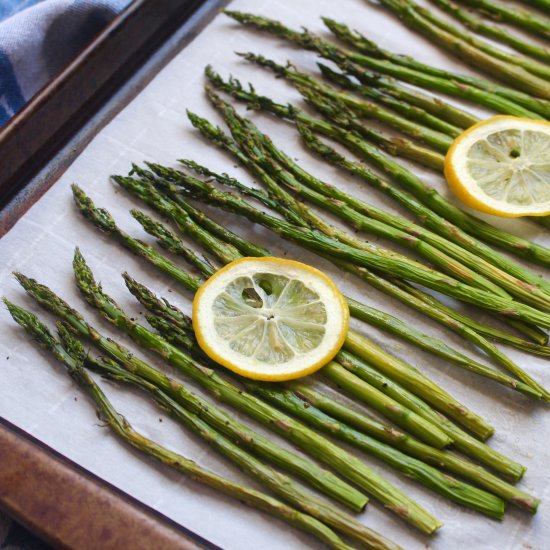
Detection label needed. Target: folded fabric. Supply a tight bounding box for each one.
[0,0,131,127]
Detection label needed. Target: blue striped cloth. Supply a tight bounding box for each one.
[0,0,132,127]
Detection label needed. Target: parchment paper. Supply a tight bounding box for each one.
[1,0,549,548]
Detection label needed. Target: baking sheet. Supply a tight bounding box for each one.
[1,0,549,547]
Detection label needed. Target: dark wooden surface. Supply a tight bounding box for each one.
[0,419,211,550]
[0,0,229,547]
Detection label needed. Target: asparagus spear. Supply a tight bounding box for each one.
[210,76,550,292]
[377,0,550,88]
[178,161,550,358]
[130,209,216,277]
[295,123,550,304]
[71,186,526,476]
[335,56,480,129]
[4,302,368,550]
[67,251,443,534]
[430,0,550,64]
[335,348,525,481]
[125,273,456,449]
[124,252,524,482]
[216,96,550,317]
[158,163,550,334]
[457,0,550,41]
[137,287,519,516]
[315,62,461,138]
[235,54,454,153]
[249,382,506,518]
[321,16,550,118]
[290,383,539,513]
[225,11,545,118]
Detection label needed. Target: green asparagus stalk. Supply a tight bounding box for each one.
[392,277,550,356]
[248,382,506,519]
[235,54,454,153]
[67,251,443,534]
[160,164,550,335]
[220,99,550,317]
[174,162,550,357]
[315,62,461,138]
[7,287,374,516]
[457,0,550,41]
[377,0,550,89]
[155,188,272,258]
[335,348,525,481]
[321,16,550,118]
[225,10,545,118]
[290,383,539,513]
[127,171,245,263]
[71,187,527,476]
[130,209,216,277]
[430,0,550,64]
[335,57,480,128]
[520,0,550,11]
[128,167,270,258]
[70,185,204,291]
[344,262,549,380]
[139,288,516,515]
[131,209,216,277]
[55,330,383,548]
[205,70,550,282]
[129,277,453,448]
[295,123,550,302]
[4,302,366,550]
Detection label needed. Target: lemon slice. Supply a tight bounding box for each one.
[192,257,349,381]
[444,115,550,217]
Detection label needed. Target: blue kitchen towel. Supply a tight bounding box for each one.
[0,0,132,127]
